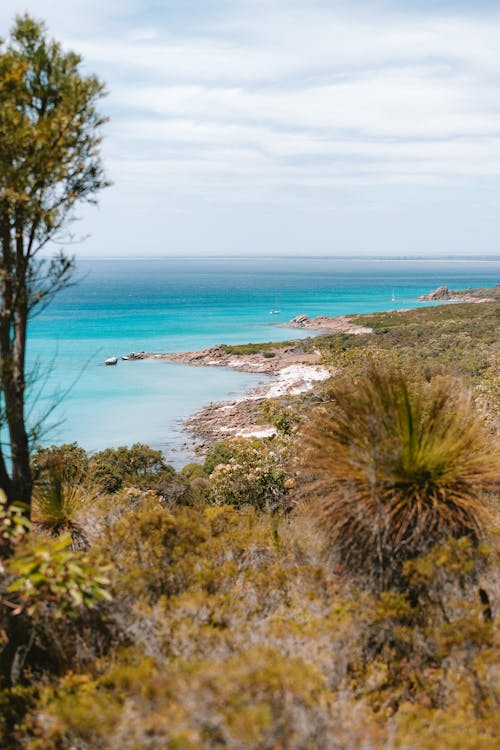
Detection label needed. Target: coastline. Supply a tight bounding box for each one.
[146,285,499,453]
[182,362,333,450]
[147,315,372,450]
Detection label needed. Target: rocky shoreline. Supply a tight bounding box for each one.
[282,314,373,333]
[148,287,499,452]
[145,314,375,449]
[181,361,334,450]
[418,285,499,302]
[147,311,372,374]
[149,345,335,450]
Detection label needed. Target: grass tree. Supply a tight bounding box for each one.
[31,454,89,550]
[300,365,498,590]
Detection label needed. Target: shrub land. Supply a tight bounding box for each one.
[0,300,499,749]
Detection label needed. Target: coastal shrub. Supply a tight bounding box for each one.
[299,365,498,589]
[1,533,112,690]
[262,399,300,435]
[316,303,500,400]
[180,462,208,480]
[208,438,289,510]
[88,443,175,492]
[97,497,181,600]
[0,492,30,560]
[204,441,234,475]
[18,647,339,750]
[3,498,498,750]
[7,534,111,620]
[220,339,313,357]
[178,464,211,506]
[32,443,90,485]
[95,497,307,630]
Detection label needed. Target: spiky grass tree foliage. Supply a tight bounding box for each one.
[300,366,498,589]
[32,457,89,550]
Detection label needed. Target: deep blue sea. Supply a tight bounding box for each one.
[28,256,499,464]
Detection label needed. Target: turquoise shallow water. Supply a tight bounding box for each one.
[27,256,499,463]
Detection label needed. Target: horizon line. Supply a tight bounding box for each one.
[69,253,500,262]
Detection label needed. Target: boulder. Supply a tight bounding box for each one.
[419,286,451,301]
[290,315,309,326]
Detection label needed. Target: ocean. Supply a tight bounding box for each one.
[28,256,499,464]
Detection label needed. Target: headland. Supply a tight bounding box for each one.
[143,285,499,451]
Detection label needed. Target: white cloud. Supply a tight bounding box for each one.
[2,1,500,253]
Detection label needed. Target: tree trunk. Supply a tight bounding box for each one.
[0,226,32,510]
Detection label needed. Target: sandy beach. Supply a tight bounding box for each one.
[145,285,499,450]
[147,314,372,449]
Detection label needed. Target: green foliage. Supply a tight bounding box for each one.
[262,399,300,435]
[0,492,30,558]
[300,364,498,589]
[0,14,108,241]
[33,479,81,531]
[393,706,500,750]
[2,497,497,749]
[0,14,109,509]
[180,462,208,481]
[7,535,111,618]
[88,443,175,493]
[204,441,234,475]
[20,648,334,750]
[31,445,91,547]
[318,302,499,390]
[32,443,89,485]
[404,536,490,591]
[220,340,296,356]
[208,438,289,509]
[87,462,123,494]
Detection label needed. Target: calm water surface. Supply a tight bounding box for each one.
[28,256,499,463]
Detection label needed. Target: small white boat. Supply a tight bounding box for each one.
[104,357,118,366]
[269,296,281,314]
[391,289,396,302]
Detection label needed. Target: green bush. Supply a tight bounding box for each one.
[180,463,208,481]
[262,400,300,435]
[208,438,289,510]
[0,492,30,560]
[88,443,175,492]
[0,534,112,691]
[7,534,111,619]
[204,441,234,475]
[32,443,89,485]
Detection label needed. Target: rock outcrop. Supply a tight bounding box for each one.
[285,315,372,334]
[419,286,451,301]
[290,315,310,326]
[419,285,498,303]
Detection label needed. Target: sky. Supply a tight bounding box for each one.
[2,1,500,256]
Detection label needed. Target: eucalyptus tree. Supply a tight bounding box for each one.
[0,15,108,509]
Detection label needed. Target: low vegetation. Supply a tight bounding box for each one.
[220,339,302,356]
[0,300,498,749]
[321,301,499,384]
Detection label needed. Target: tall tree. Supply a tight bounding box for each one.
[0,15,108,509]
